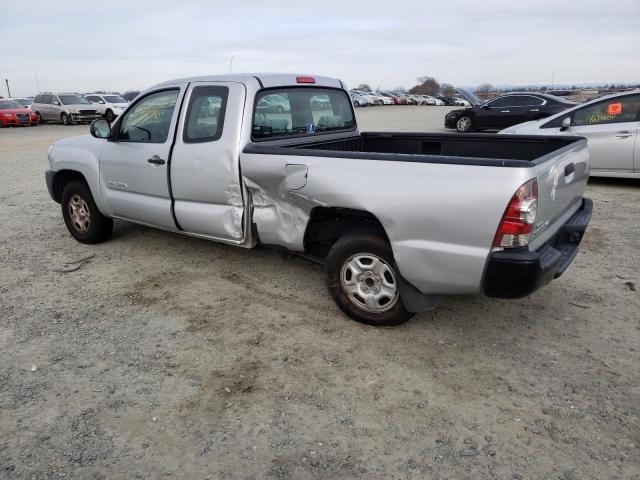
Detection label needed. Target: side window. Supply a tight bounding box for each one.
[513,96,544,107]
[183,86,228,143]
[34,95,42,104]
[49,95,58,105]
[572,95,640,126]
[118,89,179,143]
[487,97,511,108]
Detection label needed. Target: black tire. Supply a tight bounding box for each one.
[456,115,473,132]
[61,180,113,244]
[104,109,115,122]
[61,113,71,125]
[325,231,414,326]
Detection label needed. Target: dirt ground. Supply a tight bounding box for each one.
[1,107,639,480]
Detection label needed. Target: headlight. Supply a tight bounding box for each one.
[69,108,79,113]
[2,113,14,117]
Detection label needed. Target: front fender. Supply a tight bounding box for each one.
[48,135,108,214]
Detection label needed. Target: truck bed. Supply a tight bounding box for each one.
[245,132,583,168]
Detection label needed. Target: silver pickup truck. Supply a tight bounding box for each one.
[45,73,592,326]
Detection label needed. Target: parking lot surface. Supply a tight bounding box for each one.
[1,107,639,479]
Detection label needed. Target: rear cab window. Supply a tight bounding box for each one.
[252,87,355,140]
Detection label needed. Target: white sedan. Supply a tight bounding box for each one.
[500,91,640,178]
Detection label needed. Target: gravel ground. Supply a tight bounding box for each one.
[1,107,639,480]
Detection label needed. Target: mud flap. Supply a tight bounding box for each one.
[395,264,438,312]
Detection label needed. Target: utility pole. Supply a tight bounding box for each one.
[5,79,10,98]
[229,55,234,73]
[35,74,40,93]
[551,72,555,90]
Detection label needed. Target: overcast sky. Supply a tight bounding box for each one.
[1,0,639,96]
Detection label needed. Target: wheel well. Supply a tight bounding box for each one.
[51,170,87,202]
[303,207,389,258]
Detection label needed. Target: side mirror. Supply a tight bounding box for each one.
[90,119,111,139]
[53,101,60,106]
[560,117,571,131]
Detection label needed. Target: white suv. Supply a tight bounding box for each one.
[83,93,129,122]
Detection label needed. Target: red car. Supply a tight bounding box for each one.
[0,99,38,127]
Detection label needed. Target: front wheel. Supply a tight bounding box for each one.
[104,109,115,122]
[325,232,414,326]
[456,116,473,132]
[61,113,72,125]
[61,180,113,244]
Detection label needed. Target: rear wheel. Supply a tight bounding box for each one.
[456,116,473,132]
[61,180,113,244]
[325,231,414,326]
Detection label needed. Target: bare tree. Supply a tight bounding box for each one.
[440,83,456,97]
[476,83,494,94]
[409,76,440,95]
[356,84,372,92]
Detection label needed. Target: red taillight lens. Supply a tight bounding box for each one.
[296,76,316,84]
[493,179,538,248]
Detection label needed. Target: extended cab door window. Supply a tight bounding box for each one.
[117,90,179,143]
[182,86,228,143]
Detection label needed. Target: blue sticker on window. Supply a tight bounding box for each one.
[306,123,315,134]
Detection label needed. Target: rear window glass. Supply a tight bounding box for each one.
[252,88,355,140]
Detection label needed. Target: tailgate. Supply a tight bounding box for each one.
[529,138,589,250]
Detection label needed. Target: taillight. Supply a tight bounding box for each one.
[493,179,538,248]
[296,76,316,84]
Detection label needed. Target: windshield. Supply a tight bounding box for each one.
[253,88,355,140]
[104,95,128,103]
[0,101,23,109]
[59,95,92,105]
[13,99,32,106]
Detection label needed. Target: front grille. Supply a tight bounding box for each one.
[79,110,96,115]
[16,113,30,122]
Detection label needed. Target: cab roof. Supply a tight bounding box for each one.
[151,73,345,90]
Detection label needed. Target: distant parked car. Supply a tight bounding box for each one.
[0,99,38,127]
[122,91,141,102]
[84,94,129,122]
[500,90,640,178]
[349,91,369,107]
[445,90,576,132]
[375,92,394,105]
[353,91,381,106]
[32,93,102,125]
[379,92,406,105]
[10,97,34,109]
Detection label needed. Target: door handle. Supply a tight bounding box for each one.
[147,156,166,165]
[613,131,635,139]
[500,110,510,113]
[564,162,575,176]
[529,109,539,112]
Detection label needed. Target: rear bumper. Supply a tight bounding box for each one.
[483,198,592,298]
